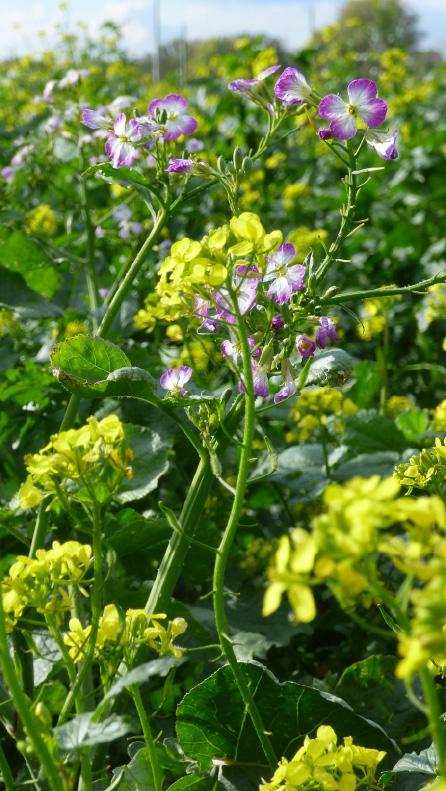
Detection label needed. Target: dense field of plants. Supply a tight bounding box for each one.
[1,8,446,790]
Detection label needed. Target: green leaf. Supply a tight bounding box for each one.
[99,657,185,709]
[84,163,162,203]
[305,348,357,387]
[51,335,131,395]
[109,745,155,791]
[55,713,135,751]
[107,509,170,556]
[51,336,159,405]
[342,410,408,453]
[395,409,430,445]
[168,776,215,791]
[176,663,398,772]
[332,451,400,482]
[0,267,62,317]
[393,744,437,775]
[116,424,170,503]
[335,655,424,741]
[347,360,381,408]
[0,228,60,298]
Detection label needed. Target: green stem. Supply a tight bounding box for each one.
[130,687,162,791]
[0,742,15,791]
[419,668,446,777]
[58,502,103,725]
[0,594,63,790]
[321,269,446,307]
[314,144,357,285]
[212,299,276,770]
[80,175,99,331]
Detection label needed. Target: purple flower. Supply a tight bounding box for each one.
[274,67,312,106]
[319,79,387,141]
[366,129,398,160]
[95,227,105,240]
[315,317,338,349]
[113,204,143,239]
[186,138,205,153]
[148,94,197,141]
[271,315,285,330]
[239,361,269,398]
[296,335,316,359]
[215,266,259,324]
[98,287,109,299]
[1,166,14,182]
[166,158,195,173]
[160,366,192,395]
[59,68,90,88]
[220,333,258,365]
[194,296,219,333]
[105,113,142,168]
[263,243,305,304]
[229,64,281,94]
[82,107,112,131]
[274,364,297,404]
[318,128,334,141]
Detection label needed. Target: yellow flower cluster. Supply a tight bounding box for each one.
[287,226,328,262]
[25,204,58,236]
[433,399,446,431]
[282,183,310,211]
[385,394,414,417]
[417,284,446,331]
[134,213,282,328]
[265,473,446,681]
[260,725,385,791]
[286,387,357,443]
[357,295,400,341]
[2,541,92,628]
[64,603,187,663]
[239,537,278,576]
[394,437,446,493]
[19,414,133,510]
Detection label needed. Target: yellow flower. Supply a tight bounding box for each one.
[260,726,385,791]
[263,530,316,623]
[386,395,413,417]
[25,204,58,236]
[433,399,446,431]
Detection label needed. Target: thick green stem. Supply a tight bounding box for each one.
[321,269,446,307]
[0,594,63,791]
[80,177,99,330]
[130,687,162,791]
[419,668,446,777]
[0,742,15,791]
[212,302,276,770]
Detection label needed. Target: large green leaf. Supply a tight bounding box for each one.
[109,745,155,791]
[305,348,357,387]
[55,712,135,751]
[176,663,398,772]
[342,410,408,453]
[168,776,215,791]
[0,267,62,317]
[0,228,60,298]
[100,657,185,710]
[116,424,170,503]
[107,509,170,556]
[51,335,159,403]
[335,655,424,741]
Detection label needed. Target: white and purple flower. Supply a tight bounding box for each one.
[220,332,259,365]
[160,366,193,396]
[166,158,195,174]
[263,243,305,304]
[274,363,297,404]
[296,335,317,359]
[147,94,197,141]
[315,316,338,349]
[105,113,142,168]
[274,67,312,106]
[113,204,143,239]
[228,64,281,94]
[215,265,259,325]
[81,107,113,131]
[239,360,269,398]
[366,129,398,160]
[319,79,387,141]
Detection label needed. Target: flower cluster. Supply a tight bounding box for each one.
[394,438,446,494]
[264,475,446,618]
[137,212,339,404]
[19,414,133,510]
[82,92,198,169]
[286,387,357,443]
[260,725,385,791]
[2,541,92,628]
[64,604,187,664]
[357,295,401,341]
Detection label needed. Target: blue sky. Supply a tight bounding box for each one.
[1,0,446,59]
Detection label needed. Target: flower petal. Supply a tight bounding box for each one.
[329,115,357,141]
[274,67,311,105]
[347,78,377,106]
[267,276,293,304]
[113,112,127,136]
[319,94,347,121]
[228,78,258,94]
[358,98,387,128]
